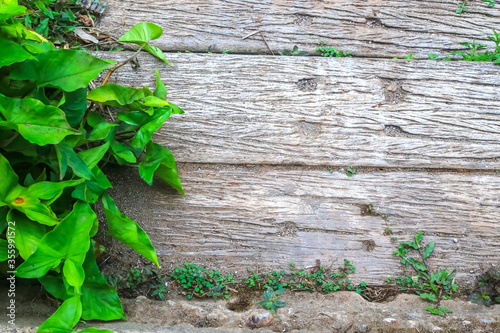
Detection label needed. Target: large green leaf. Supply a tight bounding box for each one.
[60,88,88,128]
[144,44,171,64]
[118,23,170,64]
[110,140,137,163]
[0,38,36,67]
[16,201,96,291]
[87,84,144,107]
[5,185,59,226]
[55,141,95,180]
[0,207,8,234]
[139,141,184,195]
[101,193,159,267]
[0,0,26,21]
[0,238,8,262]
[77,142,110,170]
[0,94,79,146]
[79,329,114,333]
[39,244,125,322]
[72,166,111,204]
[28,179,83,201]
[130,107,171,148]
[39,275,70,300]
[88,122,117,141]
[153,69,167,100]
[0,152,18,200]
[9,210,45,260]
[118,22,163,44]
[10,49,114,92]
[36,296,82,333]
[80,242,126,320]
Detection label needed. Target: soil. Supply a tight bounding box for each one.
[2,280,500,333]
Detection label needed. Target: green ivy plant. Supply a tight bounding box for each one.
[0,1,183,332]
[390,231,458,316]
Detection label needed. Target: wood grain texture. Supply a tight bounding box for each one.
[96,52,500,169]
[99,0,500,58]
[108,165,500,283]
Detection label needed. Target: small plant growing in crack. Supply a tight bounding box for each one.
[316,41,351,57]
[259,287,287,315]
[388,231,458,316]
[346,166,356,177]
[456,1,468,14]
[279,45,309,56]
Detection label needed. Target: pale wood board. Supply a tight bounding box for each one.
[108,165,500,283]
[96,52,500,169]
[99,0,500,58]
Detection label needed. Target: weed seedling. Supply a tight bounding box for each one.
[279,45,309,56]
[428,54,439,60]
[456,2,468,14]
[483,0,496,7]
[388,231,458,316]
[346,166,356,177]
[259,287,287,315]
[316,41,351,57]
[404,54,414,60]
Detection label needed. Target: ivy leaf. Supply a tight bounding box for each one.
[0,39,36,67]
[423,241,435,259]
[88,122,117,141]
[118,23,171,65]
[36,296,82,333]
[153,69,166,100]
[0,152,19,200]
[101,193,159,267]
[0,94,79,146]
[55,141,95,180]
[72,166,112,204]
[0,239,8,262]
[87,84,145,107]
[77,142,111,170]
[138,141,184,195]
[8,210,46,260]
[5,185,59,226]
[16,201,96,292]
[10,49,114,92]
[118,22,163,44]
[0,0,26,21]
[40,242,127,321]
[60,88,88,128]
[80,242,126,320]
[110,140,137,164]
[130,107,171,148]
[28,179,83,201]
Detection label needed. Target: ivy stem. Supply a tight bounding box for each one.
[101,45,145,86]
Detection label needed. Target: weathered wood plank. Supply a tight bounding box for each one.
[100,0,500,58]
[108,165,500,283]
[96,52,500,169]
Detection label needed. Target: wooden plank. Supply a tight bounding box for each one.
[108,165,500,283]
[99,0,500,58]
[96,52,500,169]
